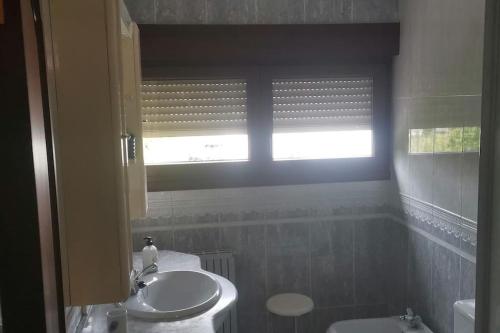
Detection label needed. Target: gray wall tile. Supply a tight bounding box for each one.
[310,220,354,307]
[266,223,309,256]
[352,0,398,23]
[311,255,354,307]
[206,0,257,23]
[385,222,409,315]
[234,253,267,312]
[126,0,399,23]
[268,312,295,333]
[354,219,391,305]
[433,154,462,214]
[157,0,206,23]
[310,220,353,256]
[173,227,220,253]
[431,245,460,333]
[460,238,477,257]
[266,254,311,296]
[354,304,389,319]
[409,155,434,204]
[125,0,156,23]
[461,153,479,221]
[407,232,434,324]
[156,0,176,23]
[256,0,306,23]
[460,258,476,300]
[221,226,267,312]
[238,311,268,333]
[305,0,352,23]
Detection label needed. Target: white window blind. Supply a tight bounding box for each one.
[272,77,373,133]
[141,79,247,138]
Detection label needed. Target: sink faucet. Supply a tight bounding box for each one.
[130,263,158,295]
[400,308,422,329]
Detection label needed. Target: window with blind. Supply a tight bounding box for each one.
[141,79,248,165]
[272,78,374,160]
[142,65,390,190]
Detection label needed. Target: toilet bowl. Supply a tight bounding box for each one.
[454,299,475,333]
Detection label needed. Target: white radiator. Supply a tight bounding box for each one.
[196,251,237,333]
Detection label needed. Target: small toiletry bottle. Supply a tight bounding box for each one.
[142,236,158,270]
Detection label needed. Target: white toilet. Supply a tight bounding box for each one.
[454,299,475,333]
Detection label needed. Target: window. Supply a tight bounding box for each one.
[142,79,248,165]
[138,24,398,190]
[143,66,390,190]
[409,127,481,154]
[272,78,374,160]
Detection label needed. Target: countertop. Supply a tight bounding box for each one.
[79,251,237,333]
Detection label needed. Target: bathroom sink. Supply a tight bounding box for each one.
[125,270,221,320]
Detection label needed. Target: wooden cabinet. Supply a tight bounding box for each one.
[41,0,146,305]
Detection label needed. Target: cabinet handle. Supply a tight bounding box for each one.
[122,133,136,161]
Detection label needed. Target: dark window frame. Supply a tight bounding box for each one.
[143,64,392,191]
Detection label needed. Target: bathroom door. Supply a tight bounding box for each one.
[0,0,65,331]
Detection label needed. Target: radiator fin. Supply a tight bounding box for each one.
[196,251,237,333]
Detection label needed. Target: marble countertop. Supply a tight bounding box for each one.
[79,251,237,333]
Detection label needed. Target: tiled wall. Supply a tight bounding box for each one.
[405,228,475,333]
[132,189,477,333]
[121,0,481,332]
[393,0,484,221]
[392,0,484,332]
[124,0,398,24]
[136,218,407,333]
[132,181,406,333]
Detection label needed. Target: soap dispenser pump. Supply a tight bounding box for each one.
[142,236,158,270]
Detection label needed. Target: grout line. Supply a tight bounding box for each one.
[308,221,312,297]
[352,219,357,305]
[204,0,208,23]
[430,238,434,321]
[154,0,158,23]
[459,256,463,299]
[254,0,259,23]
[303,0,306,23]
[350,0,354,22]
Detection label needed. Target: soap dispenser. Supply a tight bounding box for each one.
[142,236,159,270]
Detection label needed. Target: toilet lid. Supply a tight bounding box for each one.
[266,293,314,317]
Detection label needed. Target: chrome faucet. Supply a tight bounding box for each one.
[130,263,158,295]
[400,308,422,329]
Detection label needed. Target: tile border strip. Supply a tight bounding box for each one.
[399,194,477,246]
[392,216,476,264]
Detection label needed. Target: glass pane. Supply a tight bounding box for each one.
[272,130,373,160]
[272,77,373,161]
[143,134,248,165]
[141,78,248,165]
[409,128,434,153]
[434,127,463,153]
[463,127,481,152]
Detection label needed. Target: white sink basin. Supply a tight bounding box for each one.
[125,270,221,320]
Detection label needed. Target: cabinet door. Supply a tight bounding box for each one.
[121,22,148,220]
[44,0,132,305]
